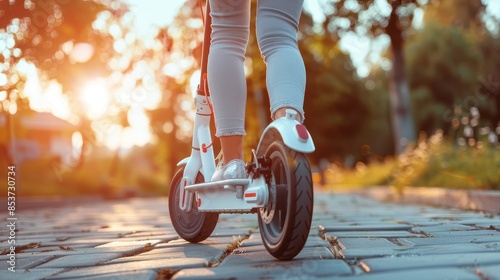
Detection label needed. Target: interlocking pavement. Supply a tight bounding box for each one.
[1,191,499,279]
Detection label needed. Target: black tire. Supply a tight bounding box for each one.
[258,141,314,260]
[169,167,219,243]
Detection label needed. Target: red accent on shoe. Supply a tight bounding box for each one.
[296,124,309,141]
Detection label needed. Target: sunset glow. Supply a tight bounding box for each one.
[80,79,111,120]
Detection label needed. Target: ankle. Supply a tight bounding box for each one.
[219,135,244,165]
[273,107,302,122]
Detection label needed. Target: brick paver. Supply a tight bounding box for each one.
[1,192,499,279]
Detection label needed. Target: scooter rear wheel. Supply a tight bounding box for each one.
[258,140,314,260]
[169,167,218,243]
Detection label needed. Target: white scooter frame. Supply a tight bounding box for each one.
[177,96,314,213]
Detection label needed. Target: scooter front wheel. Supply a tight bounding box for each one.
[169,167,218,243]
[258,140,314,260]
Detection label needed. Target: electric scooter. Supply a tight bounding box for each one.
[168,1,315,260]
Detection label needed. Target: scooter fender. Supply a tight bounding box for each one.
[177,157,206,177]
[256,109,315,155]
[176,157,190,167]
[176,155,202,213]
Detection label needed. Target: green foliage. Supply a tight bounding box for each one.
[322,0,425,153]
[391,131,500,190]
[0,143,170,197]
[13,157,80,196]
[303,49,370,162]
[407,23,481,103]
[325,0,423,37]
[356,69,394,157]
[423,0,487,30]
[11,155,112,196]
[475,35,500,127]
[404,0,500,136]
[327,131,500,191]
[326,160,396,189]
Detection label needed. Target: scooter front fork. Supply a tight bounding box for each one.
[179,94,215,212]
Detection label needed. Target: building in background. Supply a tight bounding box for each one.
[0,112,77,165]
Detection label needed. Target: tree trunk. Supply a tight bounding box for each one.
[386,2,416,154]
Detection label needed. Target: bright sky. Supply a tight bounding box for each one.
[123,0,187,36]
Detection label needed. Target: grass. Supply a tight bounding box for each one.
[399,143,499,190]
[322,160,396,191]
[326,131,500,191]
[10,157,111,197]
[0,151,169,197]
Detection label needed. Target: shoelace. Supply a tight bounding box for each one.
[215,151,224,168]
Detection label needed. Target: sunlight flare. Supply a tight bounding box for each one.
[80,79,111,120]
[70,43,95,63]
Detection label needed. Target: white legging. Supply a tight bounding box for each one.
[208,0,306,137]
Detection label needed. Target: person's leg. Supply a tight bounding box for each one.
[256,0,306,122]
[219,136,243,164]
[208,0,250,164]
[208,0,249,181]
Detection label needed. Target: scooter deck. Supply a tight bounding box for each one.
[185,176,269,212]
[184,179,250,191]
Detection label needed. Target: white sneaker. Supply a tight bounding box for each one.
[211,159,246,182]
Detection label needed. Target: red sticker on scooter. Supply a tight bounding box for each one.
[245,192,257,198]
[296,124,309,141]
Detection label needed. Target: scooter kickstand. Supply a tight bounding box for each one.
[223,185,244,199]
[235,185,243,199]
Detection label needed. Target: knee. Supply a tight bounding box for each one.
[211,26,249,58]
[257,33,299,62]
[256,18,299,60]
[211,24,249,45]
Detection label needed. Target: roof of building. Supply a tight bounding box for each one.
[0,112,76,131]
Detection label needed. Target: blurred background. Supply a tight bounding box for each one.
[0,0,499,198]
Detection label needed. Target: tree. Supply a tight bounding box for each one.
[405,22,483,135]
[1,0,117,165]
[145,2,205,179]
[477,35,500,128]
[0,0,120,94]
[357,68,395,159]
[423,0,487,31]
[409,0,499,136]
[322,0,423,154]
[1,0,188,189]
[428,0,499,128]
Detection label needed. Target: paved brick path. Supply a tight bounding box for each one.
[1,192,499,279]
